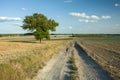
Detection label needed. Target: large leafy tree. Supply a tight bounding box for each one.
[21,13,59,42]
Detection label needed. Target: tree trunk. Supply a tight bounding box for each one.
[40,39,41,43]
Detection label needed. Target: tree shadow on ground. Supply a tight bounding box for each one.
[8,40,37,43]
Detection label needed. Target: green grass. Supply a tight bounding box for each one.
[68,57,78,71]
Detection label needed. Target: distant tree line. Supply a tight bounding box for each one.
[72,34,120,37]
[0,33,33,37]
[0,34,23,37]
[0,34,120,37]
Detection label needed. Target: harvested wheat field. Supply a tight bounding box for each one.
[0,36,71,80]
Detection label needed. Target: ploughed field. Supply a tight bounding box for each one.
[76,36,120,80]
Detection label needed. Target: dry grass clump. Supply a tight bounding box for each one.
[0,63,25,80]
[0,38,70,80]
[77,40,120,80]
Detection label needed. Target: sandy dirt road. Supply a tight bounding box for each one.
[33,46,70,80]
[32,42,112,80]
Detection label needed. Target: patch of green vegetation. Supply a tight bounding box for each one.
[68,57,75,64]
[68,52,78,80]
[70,75,79,80]
[68,64,78,71]
[68,57,78,71]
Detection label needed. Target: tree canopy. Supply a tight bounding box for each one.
[21,13,59,42]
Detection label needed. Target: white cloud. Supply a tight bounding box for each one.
[91,15,100,20]
[69,12,111,23]
[21,8,26,11]
[79,19,98,23]
[90,20,98,23]
[64,0,72,3]
[69,12,90,19]
[69,12,100,20]
[101,16,111,19]
[79,19,89,23]
[0,17,21,22]
[115,3,120,7]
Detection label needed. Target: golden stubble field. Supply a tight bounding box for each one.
[0,35,71,56]
[0,36,71,80]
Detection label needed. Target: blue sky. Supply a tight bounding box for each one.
[0,0,120,34]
